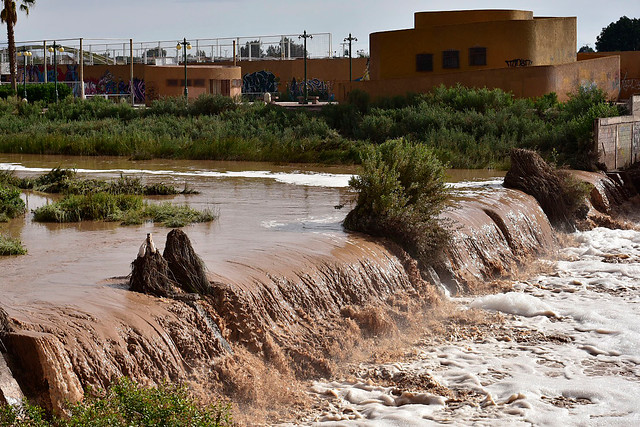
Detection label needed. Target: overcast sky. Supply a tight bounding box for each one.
[8,0,640,52]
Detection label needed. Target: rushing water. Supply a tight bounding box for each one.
[6,154,637,425]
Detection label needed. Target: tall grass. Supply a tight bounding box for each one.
[0,86,621,169]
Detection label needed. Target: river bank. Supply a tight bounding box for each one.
[0,154,634,425]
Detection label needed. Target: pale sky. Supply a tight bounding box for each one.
[8,0,640,52]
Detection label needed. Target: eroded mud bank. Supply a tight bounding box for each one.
[0,163,627,419]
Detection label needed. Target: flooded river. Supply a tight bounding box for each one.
[8,154,638,425]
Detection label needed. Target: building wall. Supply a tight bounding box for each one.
[369,10,576,80]
[578,51,640,99]
[335,56,620,102]
[144,65,241,104]
[214,57,368,98]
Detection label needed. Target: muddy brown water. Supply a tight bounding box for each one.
[0,154,503,308]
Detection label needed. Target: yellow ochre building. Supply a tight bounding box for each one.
[337,9,620,102]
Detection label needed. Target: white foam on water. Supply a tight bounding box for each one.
[309,226,640,425]
[0,162,354,188]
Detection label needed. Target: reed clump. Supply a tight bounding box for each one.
[0,234,26,255]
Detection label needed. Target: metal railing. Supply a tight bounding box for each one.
[0,33,336,69]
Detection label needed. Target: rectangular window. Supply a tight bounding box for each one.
[442,50,460,69]
[194,79,205,87]
[469,47,487,66]
[416,53,433,72]
[167,79,178,87]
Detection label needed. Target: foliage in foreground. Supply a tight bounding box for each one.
[0,234,26,255]
[0,377,233,426]
[32,192,215,227]
[344,139,450,266]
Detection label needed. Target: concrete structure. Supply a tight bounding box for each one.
[335,9,620,102]
[596,95,640,170]
[579,51,640,100]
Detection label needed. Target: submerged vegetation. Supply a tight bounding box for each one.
[0,86,621,170]
[0,377,233,426]
[344,139,450,266]
[32,193,214,227]
[1,168,212,227]
[0,234,26,255]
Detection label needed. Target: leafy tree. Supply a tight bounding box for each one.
[144,47,167,58]
[578,44,595,53]
[595,16,640,51]
[1,0,35,93]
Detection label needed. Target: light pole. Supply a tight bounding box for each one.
[344,33,357,81]
[17,48,32,101]
[176,38,192,101]
[47,42,64,102]
[299,30,312,104]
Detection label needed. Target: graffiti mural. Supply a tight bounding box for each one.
[17,65,145,101]
[287,77,332,100]
[242,70,278,94]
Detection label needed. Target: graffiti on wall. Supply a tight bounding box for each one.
[242,70,279,94]
[84,70,145,102]
[17,65,145,101]
[288,77,332,100]
[505,58,532,67]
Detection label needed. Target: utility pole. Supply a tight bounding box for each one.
[344,33,357,81]
[299,30,312,104]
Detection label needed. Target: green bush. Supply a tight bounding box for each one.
[0,85,15,100]
[344,139,450,266]
[189,94,237,116]
[0,234,27,255]
[0,184,26,221]
[25,83,72,103]
[0,377,233,426]
[46,97,138,121]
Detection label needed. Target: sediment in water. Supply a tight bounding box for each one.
[0,170,630,416]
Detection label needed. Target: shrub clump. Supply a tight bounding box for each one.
[0,377,233,426]
[0,234,27,255]
[0,184,26,222]
[344,139,450,267]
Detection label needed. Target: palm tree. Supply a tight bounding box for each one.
[1,0,35,93]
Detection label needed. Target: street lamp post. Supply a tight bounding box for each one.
[176,38,192,101]
[17,48,32,101]
[47,41,64,102]
[299,30,312,104]
[344,33,357,81]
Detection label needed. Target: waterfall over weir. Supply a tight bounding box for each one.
[0,156,626,417]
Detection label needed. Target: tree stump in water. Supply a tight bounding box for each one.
[163,229,211,295]
[129,251,175,297]
[504,149,586,231]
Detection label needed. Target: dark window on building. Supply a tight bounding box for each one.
[416,53,433,72]
[469,47,487,66]
[167,79,178,87]
[442,50,460,69]
[194,79,205,87]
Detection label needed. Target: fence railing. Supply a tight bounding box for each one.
[0,33,336,70]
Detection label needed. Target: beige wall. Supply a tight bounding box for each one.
[579,51,640,99]
[335,56,620,102]
[144,65,241,104]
